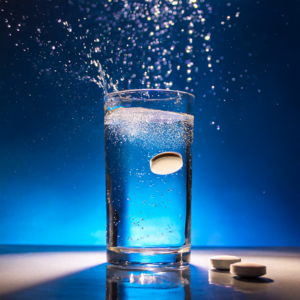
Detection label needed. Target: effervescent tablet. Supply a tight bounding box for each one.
[150,152,183,175]
[230,262,266,278]
[210,255,241,270]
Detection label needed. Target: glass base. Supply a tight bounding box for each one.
[107,246,191,267]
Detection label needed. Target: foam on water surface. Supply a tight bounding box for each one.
[105,107,194,149]
[105,107,194,123]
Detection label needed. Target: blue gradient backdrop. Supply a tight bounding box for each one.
[1,0,299,246]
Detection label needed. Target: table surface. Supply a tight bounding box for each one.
[0,246,299,300]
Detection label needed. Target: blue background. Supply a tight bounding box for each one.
[1,0,299,246]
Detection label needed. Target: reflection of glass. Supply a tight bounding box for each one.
[104,90,194,266]
[106,265,191,300]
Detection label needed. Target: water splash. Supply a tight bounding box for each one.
[3,0,243,96]
[2,0,245,139]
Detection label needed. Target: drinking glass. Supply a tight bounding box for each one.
[104,89,194,267]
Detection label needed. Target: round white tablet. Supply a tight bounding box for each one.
[230,262,266,278]
[150,152,183,175]
[210,255,241,270]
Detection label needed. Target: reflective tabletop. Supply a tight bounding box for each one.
[0,246,299,300]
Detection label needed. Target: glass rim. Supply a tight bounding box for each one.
[104,89,195,100]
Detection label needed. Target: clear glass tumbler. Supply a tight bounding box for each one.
[104,89,194,267]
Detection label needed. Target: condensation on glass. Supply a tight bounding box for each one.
[104,89,194,267]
